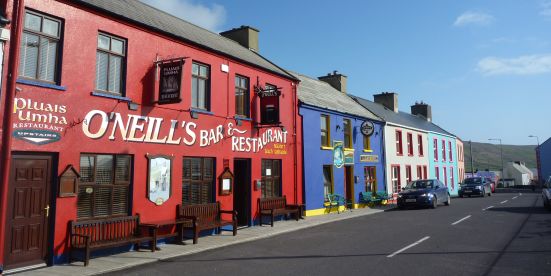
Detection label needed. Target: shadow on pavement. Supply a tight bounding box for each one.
[487,206,550,215]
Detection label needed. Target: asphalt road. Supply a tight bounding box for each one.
[104,191,551,276]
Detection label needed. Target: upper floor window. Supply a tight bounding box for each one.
[343,119,352,149]
[19,10,62,83]
[448,141,453,161]
[442,140,446,161]
[260,83,280,124]
[407,133,413,156]
[191,62,210,110]
[433,138,438,161]
[418,134,424,156]
[235,75,249,117]
[96,33,126,95]
[320,115,330,147]
[396,130,403,155]
[363,134,371,151]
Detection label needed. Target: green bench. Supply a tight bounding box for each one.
[324,194,348,213]
[359,192,381,205]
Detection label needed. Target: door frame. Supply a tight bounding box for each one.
[4,152,57,270]
[233,158,251,227]
[344,165,355,204]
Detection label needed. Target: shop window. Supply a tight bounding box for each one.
[191,62,210,110]
[364,166,376,192]
[343,118,352,149]
[235,75,250,117]
[77,154,131,220]
[261,159,281,198]
[19,10,62,83]
[391,165,401,193]
[396,130,403,155]
[418,134,424,156]
[407,133,413,156]
[182,157,214,205]
[320,114,330,147]
[95,33,126,95]
[323,165,333,200]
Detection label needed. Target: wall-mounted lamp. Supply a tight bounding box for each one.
[190,110,199,119]
[127,101,139,111]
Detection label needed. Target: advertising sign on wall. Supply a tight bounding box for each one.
[344,150,354,165]
[333,141,344,168]
[158,60,183,104]
[360,154,379,163]
[147,155,172,205]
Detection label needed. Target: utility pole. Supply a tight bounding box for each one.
[469,140,474,175]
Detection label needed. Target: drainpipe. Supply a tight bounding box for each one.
[292,80,298,205]
[0,0,25,268]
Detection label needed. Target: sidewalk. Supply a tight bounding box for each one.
[17,206,388,276]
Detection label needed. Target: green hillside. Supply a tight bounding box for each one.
[462,141,537,173]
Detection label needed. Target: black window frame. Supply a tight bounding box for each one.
[19,9,63,84]
[182,157,215,205]
[191,61,211,111]
[77,154,132,220]
[95,32,127,96]
[235,74,250,117]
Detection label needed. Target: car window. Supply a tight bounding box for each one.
[408,180,434,189]
[464,178,481,184]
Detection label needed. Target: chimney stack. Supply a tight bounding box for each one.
[411,101,432,122]
[220,25,259,52]
[318,70,347,93]
[373,92,398,113]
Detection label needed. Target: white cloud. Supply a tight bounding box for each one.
[541,1,551,18]
[477,54,551,76]
[141,0,226,32]
[453,11,495,27]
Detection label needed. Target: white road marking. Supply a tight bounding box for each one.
[500,200,508,204]
[387,236,430,258]
[451,215,472,225]
[483,206,494,211]
[512,196,518,200]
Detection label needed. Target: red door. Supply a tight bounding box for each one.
[4,155,52,270]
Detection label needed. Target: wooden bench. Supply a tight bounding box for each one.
[177,202,237,244]
[69,215,154,266]
[258,196,301,227]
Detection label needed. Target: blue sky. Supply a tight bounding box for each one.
[143,0,551,146]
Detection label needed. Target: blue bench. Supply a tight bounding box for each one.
[324,194,347,213]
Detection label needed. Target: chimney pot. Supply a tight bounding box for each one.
[411,101,432,122]
[318,71,347,93]
[374,92,399,113]
[220,25,260,52]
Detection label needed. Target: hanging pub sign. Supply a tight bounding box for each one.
[157,58,184,104]
[147,154,173,205]
[361,121,375,136]
[255,78,281,125]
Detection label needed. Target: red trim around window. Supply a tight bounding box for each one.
[442,140,446,161]
[435,167,440,180]
[407,133,413,156]
[448,141,453,162]
[391,164,401,193]
[418,134,424,157]
[443,166,448,186]
[405,165,412,183]
[396,130,403,156]
[433,138,438,161]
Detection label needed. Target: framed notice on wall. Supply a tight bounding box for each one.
[147,154,173,205]
[158,59,184,104]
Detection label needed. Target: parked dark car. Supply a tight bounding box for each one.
[459,177,492,197]
[397,179,450,209]
[543,176,551,210]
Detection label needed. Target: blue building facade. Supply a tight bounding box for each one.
[295,72,385,216]
[427,132,459,197]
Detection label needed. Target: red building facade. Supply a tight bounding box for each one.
[0,0,302,271]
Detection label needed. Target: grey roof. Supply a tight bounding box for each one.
[74,0,297,80]
[351,95,455,137]
[292,72,381,121]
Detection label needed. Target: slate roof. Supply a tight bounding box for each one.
[351,95,455,137]
[74,0,297,80]
[291,72,381,121]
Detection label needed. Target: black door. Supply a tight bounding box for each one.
[233,159,251,226]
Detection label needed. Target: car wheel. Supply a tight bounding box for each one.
[431,197,437,209]
[444,194,450,206]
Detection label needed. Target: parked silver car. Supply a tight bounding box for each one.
[543,176,551,210]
